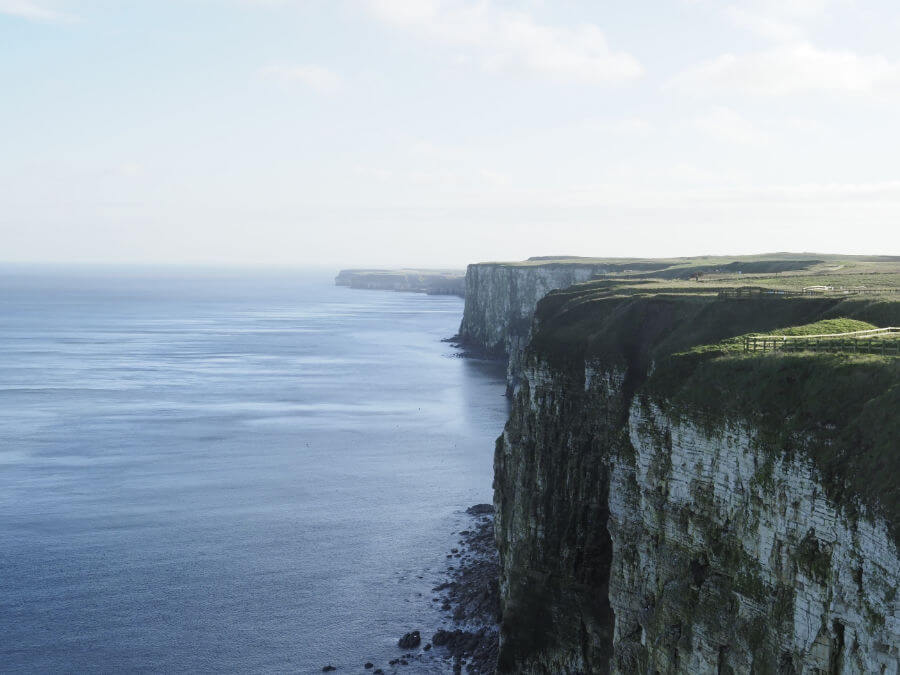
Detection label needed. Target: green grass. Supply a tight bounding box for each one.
[676,318,882,357]
[767,318,878,336]
[475,253,900,294]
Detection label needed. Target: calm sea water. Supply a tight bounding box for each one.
[0,266,508,674]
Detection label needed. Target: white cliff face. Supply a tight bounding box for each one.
[458,263,601,389]
[609,397,899,674]
[495,356,899,674]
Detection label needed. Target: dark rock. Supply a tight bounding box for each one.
[424,643,432,651]
[322,667,336,673]
[433,629,452,646]
[364,663,373,669]
[374,671,384,675]
[428,509,501,674]
[397,630,421,649]
[465,504,494,516]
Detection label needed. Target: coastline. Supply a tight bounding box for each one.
[335,269,466,298]
[340,505,499,675]
[321,280,501,674]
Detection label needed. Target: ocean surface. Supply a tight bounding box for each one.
[0,266,509,674]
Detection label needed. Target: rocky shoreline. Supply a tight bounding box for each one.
[429,504,500,674]
[329,505,499,674]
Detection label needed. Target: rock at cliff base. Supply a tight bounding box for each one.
[397,630,421,649]
[465,504,494,516]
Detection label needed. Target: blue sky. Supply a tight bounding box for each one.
[2,0,899,265]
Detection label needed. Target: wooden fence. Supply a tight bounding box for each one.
[744,327,900,355]
[720,286,897,299]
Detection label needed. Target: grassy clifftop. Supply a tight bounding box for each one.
[482,253,900,289]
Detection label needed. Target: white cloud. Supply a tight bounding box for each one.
[667,43,900,96]
[724,6,806,42]
[478,168,511,186]
[352,165,393,181]
[685,180,900,206]
[117,162,144,177]
[582,117,653,135]
[768,0,832,18]
[0,0,71,22]
[364,0,642,84]
[693,106,768,144]
[506,178,900,209]
[260,64,344,92]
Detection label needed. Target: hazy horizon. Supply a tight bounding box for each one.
[3,0,900,265]
[1,250,899,271]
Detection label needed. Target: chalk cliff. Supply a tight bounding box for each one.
[335,269,465,296]
[457,261,606,388]
[482,276,900,673]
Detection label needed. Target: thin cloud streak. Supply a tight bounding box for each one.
[259,64,344,92]
[667,43,900,97]
[0,0,73,22]
[693,106,769,145]
[363,0,642,84]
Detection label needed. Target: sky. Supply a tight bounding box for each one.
[2,0,899,266]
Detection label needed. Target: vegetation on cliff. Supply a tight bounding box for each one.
[650,335,900,544]
[526,275,900,543]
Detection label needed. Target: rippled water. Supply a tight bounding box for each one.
[0,266,508,674]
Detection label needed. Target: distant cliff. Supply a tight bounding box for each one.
[335,269,465,297]
[456,261,608,387]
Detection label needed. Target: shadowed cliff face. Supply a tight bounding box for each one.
[491,291,900,674]
[494,362,622,673]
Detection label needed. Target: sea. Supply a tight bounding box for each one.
[0,266,509,674]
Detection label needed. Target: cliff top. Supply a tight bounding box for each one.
[478,254,900,292]
[478,252,899,273]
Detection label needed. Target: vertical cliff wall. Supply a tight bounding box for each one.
[493,292,900,673]
[608,398,898,674]
[456,262,604,388]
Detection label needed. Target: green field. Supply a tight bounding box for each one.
[483,253,900,294]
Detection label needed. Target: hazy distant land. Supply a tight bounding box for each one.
[335,269,466,297]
